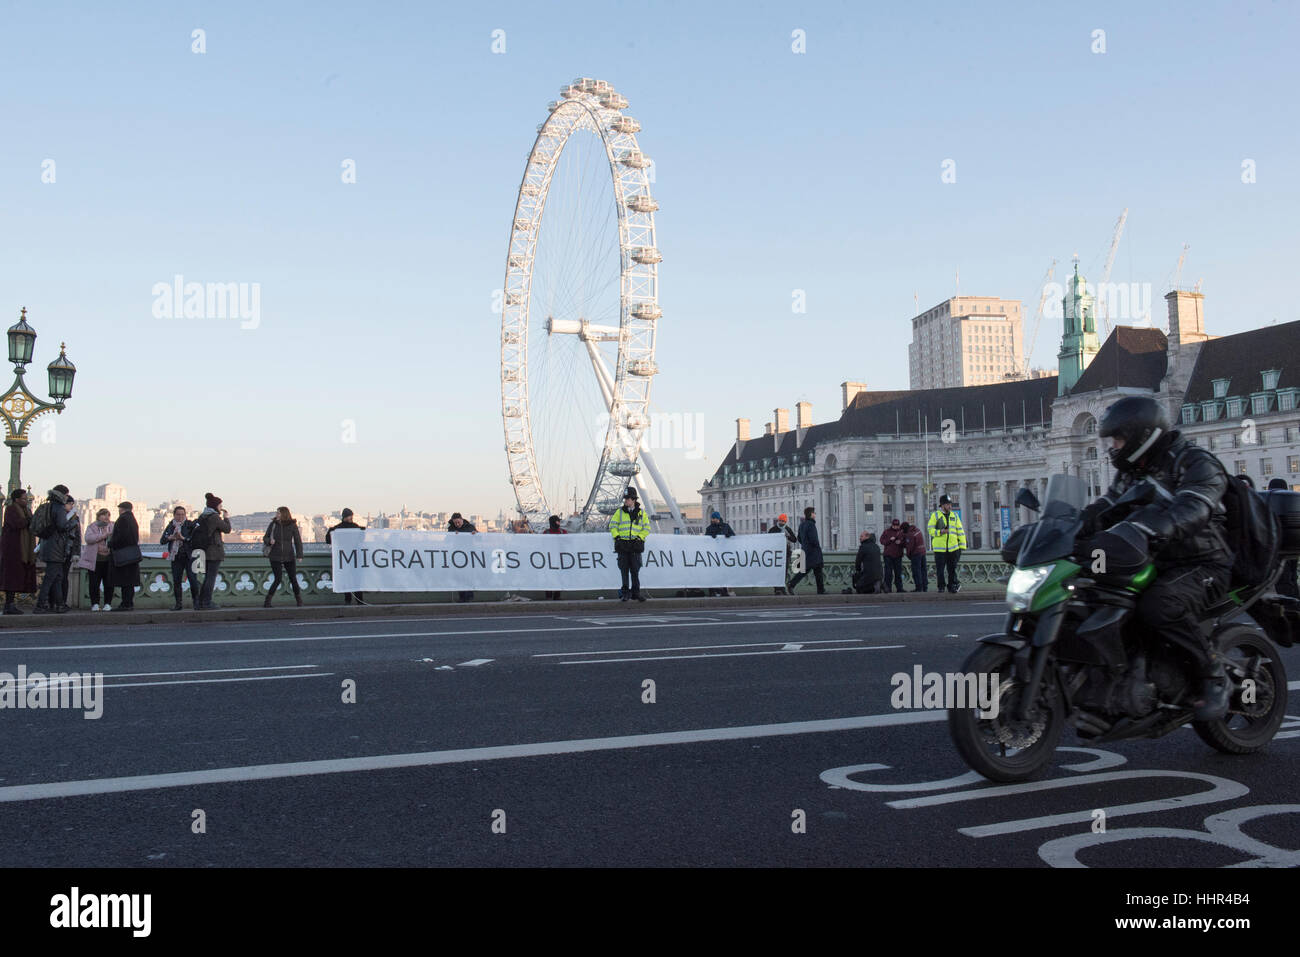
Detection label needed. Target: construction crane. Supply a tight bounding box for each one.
[1174,243,1190,290]
[1097,207,1128,336]
[1023,259,1056,377]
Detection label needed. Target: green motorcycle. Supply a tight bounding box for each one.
[948,474,1295,782]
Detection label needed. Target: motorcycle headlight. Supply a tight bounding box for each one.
[1006,566,1054,612]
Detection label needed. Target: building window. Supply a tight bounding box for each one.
[1252,394,1272,415]
[863,492,874,512]
[1262,369,1281,390]
[1261,459,1274,477]
[1227,399,1244,418]
[1207,435,1217,450]
[1182,405,1197,424]
[1280,391,1297,411]
[1204,403,1220,422]
[1289,456,1299,473]
[1235,459,1248,475]
[1213,378,1230,398]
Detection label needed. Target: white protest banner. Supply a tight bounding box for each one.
[330,530,786,592]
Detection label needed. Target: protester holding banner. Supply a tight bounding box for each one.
[704,511,735,597]
[610,488,650,602]
[448,512,477,602]
[326,508,366,605]
[542,514,567,600]
[768,514,797,595]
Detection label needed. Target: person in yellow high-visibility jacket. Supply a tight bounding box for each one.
[610,487,651,601]
[926,494,967,594]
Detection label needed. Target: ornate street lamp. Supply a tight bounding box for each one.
[2,308,76,494]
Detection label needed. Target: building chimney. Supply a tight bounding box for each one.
[796,401,812,429]
[736,418,751,442]
[1165,290,1207,347]
[764,422,774,436]
[774,408,790,433]
[841,381,867,410]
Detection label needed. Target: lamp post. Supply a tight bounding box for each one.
[2,308,76,495]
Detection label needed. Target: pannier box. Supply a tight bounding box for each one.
[1265,490,1300,557]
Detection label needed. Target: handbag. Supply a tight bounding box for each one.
[262,522,276,558]
[111,544,142,566]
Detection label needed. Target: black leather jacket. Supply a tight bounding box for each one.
[1081,430,1231,569]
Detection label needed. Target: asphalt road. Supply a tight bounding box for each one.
[1,599,1297,867]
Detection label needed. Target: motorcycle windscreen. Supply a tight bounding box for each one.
[1017,474,1087,567]
[1041,474,1089,514]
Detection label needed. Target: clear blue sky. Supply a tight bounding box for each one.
[2,0,1297,516]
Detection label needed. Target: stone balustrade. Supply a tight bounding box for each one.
[52,546,1012,607]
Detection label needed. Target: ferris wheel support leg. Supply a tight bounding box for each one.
[584,340,686,533]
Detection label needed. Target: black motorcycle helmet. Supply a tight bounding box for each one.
[1098,396,1170,473]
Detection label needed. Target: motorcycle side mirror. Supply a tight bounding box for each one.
[1015,488,1040,512]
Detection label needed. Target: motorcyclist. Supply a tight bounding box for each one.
[1079,395,1233,721]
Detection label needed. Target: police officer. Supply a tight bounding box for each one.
[927,495,966,593]
[1082,396,1233,721]
[610,487,650,602]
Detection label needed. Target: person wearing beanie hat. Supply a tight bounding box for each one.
[194,493,231,609]
[541,514,569,600]
[106,500,141,610]
[879,518,907,594]
[704,510,736,596]
[447,511,478,602]
[33,484,75,613]
[610,487,650,601]
[326,508,367,604]
[767,513,798,595]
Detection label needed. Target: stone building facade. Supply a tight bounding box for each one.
[703,282,1300,551]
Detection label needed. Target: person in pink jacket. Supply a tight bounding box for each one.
[79,508,114,611]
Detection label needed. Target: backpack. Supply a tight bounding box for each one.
[30,501,54,538]
[1220,472,1280,588]
[189,517,212,552]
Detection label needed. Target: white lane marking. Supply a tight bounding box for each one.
[532,638,860,658]
[290,614,572,626]
[457,659,494,667]
[781,643,804,651]
[0,710,947,803]
[0,615,1001,653]
[558,645,905,665]
[67,665,319,680]
[0,629,51,634]
[1289,681,1300,690]
[104,673,336,689]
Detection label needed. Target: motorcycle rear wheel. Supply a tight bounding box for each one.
[1193,624,1288,753]
[948,642,1065,782]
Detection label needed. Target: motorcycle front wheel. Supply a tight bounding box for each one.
[947,642,1066,782]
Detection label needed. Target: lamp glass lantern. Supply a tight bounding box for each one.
[47,344,76,400]
[7,308,36,367]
